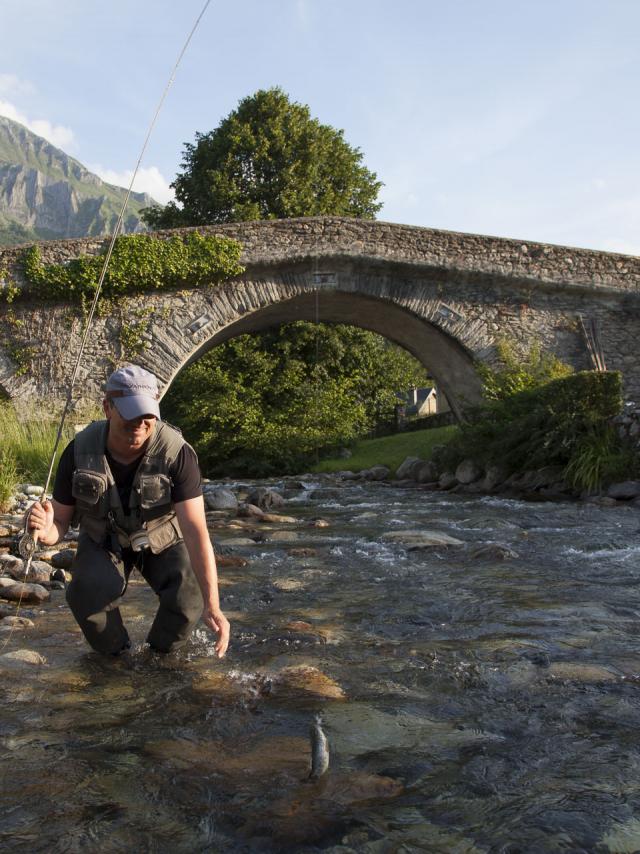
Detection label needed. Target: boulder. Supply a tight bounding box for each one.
[247,487,286,510]
[4,559,52,586]
[51,549,76,570]
[480,464,508,492]
[455,459,482,485]
[237,503,265,518]
[414,460,438,483]
[0,582,50,603]
[395,456,422,480]
[365,465,391,481]
[204,488,238,512]
[380,530,464,549]
[607,481,640,500]
[438,471,457,489]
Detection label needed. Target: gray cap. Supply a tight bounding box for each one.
[105,365,161,421]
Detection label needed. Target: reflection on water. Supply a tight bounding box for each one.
[2,481,640,852]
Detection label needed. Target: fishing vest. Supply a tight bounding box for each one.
[71,420,185,554]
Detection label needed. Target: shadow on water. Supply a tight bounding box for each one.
[2,481,640,851]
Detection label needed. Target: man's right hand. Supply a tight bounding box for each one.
[26,499,54,536]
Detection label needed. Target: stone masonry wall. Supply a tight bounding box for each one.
[0,217,638,412]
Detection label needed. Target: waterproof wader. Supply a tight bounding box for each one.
[66,532,204,654]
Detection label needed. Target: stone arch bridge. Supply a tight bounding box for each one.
[1,217,639,418]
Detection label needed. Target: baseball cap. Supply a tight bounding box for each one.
[105,365,161,421]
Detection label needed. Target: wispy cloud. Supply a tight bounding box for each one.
[90,164,174,205]
[0,98,75,150]
[0,73,35,98]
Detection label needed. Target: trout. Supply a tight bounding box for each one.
[309,714,330,779]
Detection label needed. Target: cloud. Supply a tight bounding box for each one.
[0,73,35,98]
[90,165,174,205]
[0,98,75,150]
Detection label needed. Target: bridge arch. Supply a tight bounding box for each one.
[164,290,483,420]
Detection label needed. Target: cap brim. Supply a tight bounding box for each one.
[112,395,160,421]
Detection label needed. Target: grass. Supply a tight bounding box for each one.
[0,403,89,510]
[312,425,457,474]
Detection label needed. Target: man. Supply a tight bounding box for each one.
[27,365,230,658]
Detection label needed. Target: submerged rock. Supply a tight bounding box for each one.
[548,662,618,682]
[380,530,464,549]
[0,649,46,666]
[468,543,520,561]
[287,547,318,557]
[266,664,346,700]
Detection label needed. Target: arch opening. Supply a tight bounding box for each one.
[164,291,483,420]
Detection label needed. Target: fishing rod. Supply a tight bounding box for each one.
[4,0,212,646]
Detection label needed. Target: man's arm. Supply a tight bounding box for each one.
[174,495,230,658]
[26,499,75,546]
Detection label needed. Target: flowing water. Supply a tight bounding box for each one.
[2,479,640,852]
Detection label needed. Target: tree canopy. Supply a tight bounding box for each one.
[162,322,430,476]
[142,88,382,228]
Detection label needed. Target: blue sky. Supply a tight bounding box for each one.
[2,0,639,254]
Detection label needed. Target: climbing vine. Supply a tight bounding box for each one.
[20,231,244,303]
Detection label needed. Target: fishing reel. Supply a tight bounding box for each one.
[18,530,36,561]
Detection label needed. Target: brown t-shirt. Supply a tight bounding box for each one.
[53,438,202,512]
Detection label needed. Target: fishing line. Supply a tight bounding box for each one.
[3,0,212,652]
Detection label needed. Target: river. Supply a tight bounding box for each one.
[2,478,640,852]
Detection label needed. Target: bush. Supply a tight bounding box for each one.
[441,371,626,489]
[479,339,573,401]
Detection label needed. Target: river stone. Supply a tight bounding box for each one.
[0,615,34,628]
[607,481,640,500]
[215,537,257,548]
[272,578,306,591]
[205,488,238,512]
[287,547,317,557]
[0,649,46,666]
[395,456,422,479]
[415,460,438,483]
[260,513,298,524]
[264,531,300,543]
[0,554,23,573]
[5,559,52,586]
[381,530,464,548]
[365,465,391,481]
[468,543,520,561]
[438,471,457,489]
[548,662,618,682]
[309,518,330,528]
[455,459,482,484]
[51,549,76,570]
[480,464,508,491]
[267,664,346,700]
[237,502,265,518]
[0,581,50,603]
[247,487,286,510]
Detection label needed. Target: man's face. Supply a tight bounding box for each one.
[103,400,156,451]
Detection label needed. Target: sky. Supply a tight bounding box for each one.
[1,0,639,255]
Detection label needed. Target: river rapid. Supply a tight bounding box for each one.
[2,478,640,853]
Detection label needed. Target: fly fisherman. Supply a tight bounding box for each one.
[25,365,230,658]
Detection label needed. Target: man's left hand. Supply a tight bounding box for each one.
[202,607,230,658]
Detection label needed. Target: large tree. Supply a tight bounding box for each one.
[143,88,382,227]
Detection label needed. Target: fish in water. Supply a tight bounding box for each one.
[309,714,330,779]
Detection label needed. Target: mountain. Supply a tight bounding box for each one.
[0,115,158,246]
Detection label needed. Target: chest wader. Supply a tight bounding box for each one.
[65,421,204,654]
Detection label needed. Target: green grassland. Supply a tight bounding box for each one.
[312,425,457,474]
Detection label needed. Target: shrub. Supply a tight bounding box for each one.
[478,338,573,401]
[441,371,625,490]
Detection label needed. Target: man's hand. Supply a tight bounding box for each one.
[26,499,54,536]
[202,606,230,658]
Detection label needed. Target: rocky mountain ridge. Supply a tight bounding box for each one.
[0,115,158,246]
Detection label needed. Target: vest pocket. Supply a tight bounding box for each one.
[139,474,172,510]
[147,516,183,554]
[72,469,108,506]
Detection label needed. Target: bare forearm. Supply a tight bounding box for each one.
[183,527,221,609]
